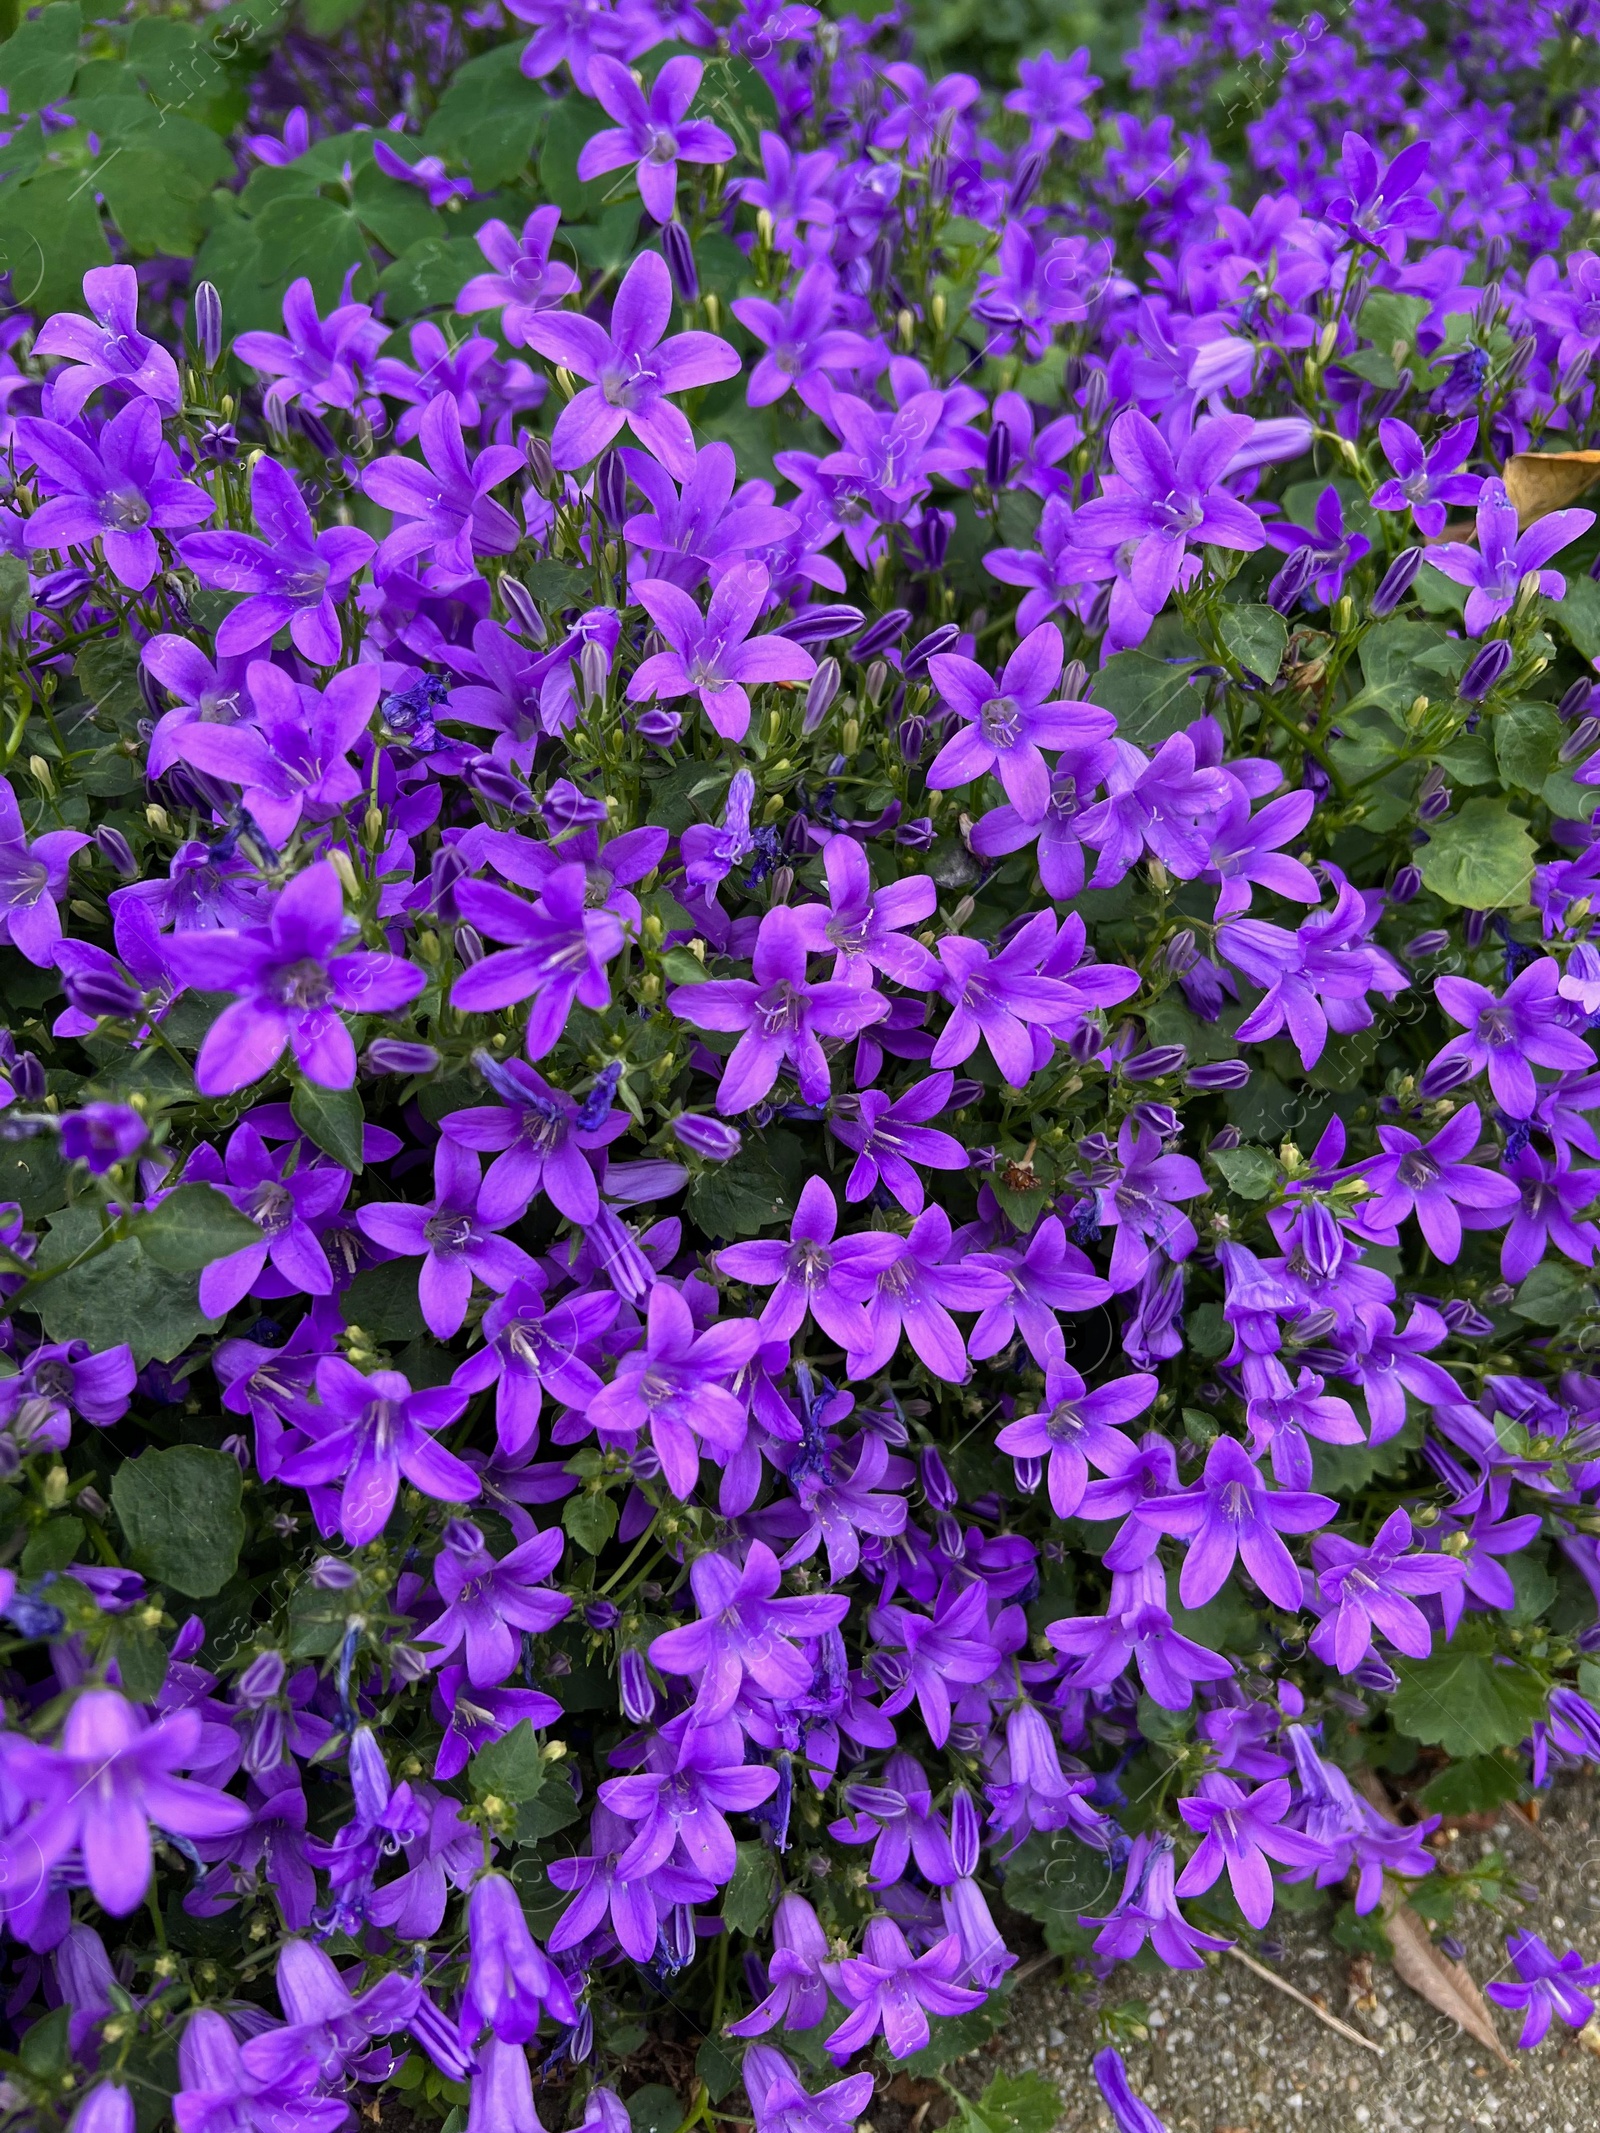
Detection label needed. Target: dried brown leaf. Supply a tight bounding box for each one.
[1380,1895,1513,2065]
[1502,450,1600,525]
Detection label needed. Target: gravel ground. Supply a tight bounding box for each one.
[925,1777,1600,2133]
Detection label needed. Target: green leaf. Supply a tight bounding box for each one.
[21,1514,83,1578]
[100,1614,170,1703]
[1218,602,1287,683]
[722,1838,777,1935]
[111,1445,245,1598]
[99,142,213,257]
[1186,1299,1229,1357]
[0,553,29,636]
[0,166,111,316]
[350,159,442,257]
[1416,1754,1521,1818]
[468,1719,546,1802]
[1088,650,1201,748]
[1494,700,1563,792]
[1389,1645,1549,1759]
[1357,615,1450,711]
[1556,572,1600,661]
[1356,288,1431,357]
[540,95,613,219]
[694,2039,739,2106]
[76,634,146,731]
[1512,1260,1590,1325]
[376,234,481,319]
[291,1079,365,1174]
[300,0,368,32]
[1213,1144,1277,1199]
[688,1154,793,1240]
[1505,1548,1558,1624]
[133,1183,261,1273]
[959,2073,1063,2133]
[561,1490,618,1555]
[126,17,227,112]
[250,191,372,305]
[512,1767,582,1841]
[423,40,545,186]
[624,2086,682,2133]
[343,1259,425,1343]
[37,1206,219,1367]
[1417,797,1539,909]
[0,1,80,111]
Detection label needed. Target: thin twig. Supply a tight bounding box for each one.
[1223,1944,1386,2058]
[1506,1799,1561,1858]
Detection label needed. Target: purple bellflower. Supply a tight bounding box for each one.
[276,1358,478,1545]
[32,266,181,418]
[577,56,735,223]
[648,1538,850,1718]
[166,862,424,1096]
[17,401,213,592]
[520,249,740,481]
[357,1139,539,1339]
[924,624,1114,823]
[1141,1434,1337,1610]
[630,561,816,741]
[1427,478,1594,635]
[179,455,376,665]
[1369,416,1483,537]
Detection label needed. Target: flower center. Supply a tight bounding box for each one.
[269,958,335,1009]
[424,1213,476,1252]
[980,695,1024,749]
[106,486,151,532]
[1397,1151,1438,1189]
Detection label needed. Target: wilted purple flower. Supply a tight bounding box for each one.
[1092,2047,1168,2133]
[166,862,424,1095]
[1080,1832,1232,1971]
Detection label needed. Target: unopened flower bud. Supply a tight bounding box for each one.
[662,220,698,301]
[1389,864,1422,903]
[1458,638,1513,702]
[363,1039,440,1076]
[595,449,627,530]
[852,608,911,661]
[620,1647,656,1724]
[93,825,138,880]
[1185,1060,1251,1090]
[802,656,840,733]
[193,280,223,370]
[1123,1045,1187,1081]
[673,1113,741,1161]
[499,574,547,643]
[1371,546,1422,617]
